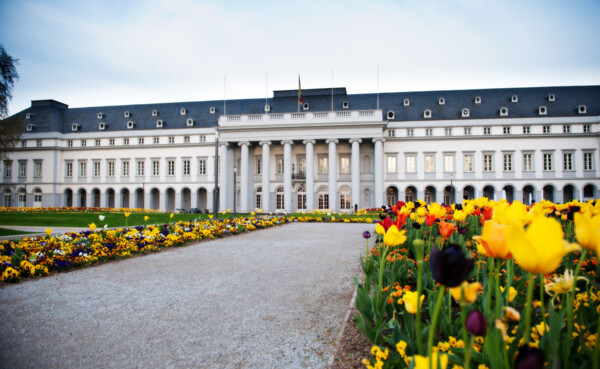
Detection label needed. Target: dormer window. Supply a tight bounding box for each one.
[210,107,216,114]
[474,96,482,104]
[461,108,470,118]
[186,118,195,127]
[577,105,587,114]
[152,109,158,117]
[538,106,547,116]
[264,105,270,113]
[387,111,395,120]
[156,120,164,128]
[127,121,135,129]
[97,113,103,119]
[98,122,107,131]
[423,109,432,119]
[124,111,131,118]
[26,123,35,131]
[25,113,33,119]
[438,97,445,105]
[547,94,555,102]
[303,103,309,110]
[180,108,187,115]
[71,123,80,131]
[403,98,410,107]
[342,101,349,109]
[511,95,518,103]
[499,107,508,117]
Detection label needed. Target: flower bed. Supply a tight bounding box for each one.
[358,198,600,369]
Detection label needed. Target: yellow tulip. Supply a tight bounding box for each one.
[208,214,214,219]
[170,213,174,218]
[383,225,407,247]
[505,216,580,275]
[144,216,149,221]
[89,223,96,232]
[124,212,131,218]
[453,210,467,223]
[402,290,425,314]
[494,201,532,227]
[412,351,448,369]
[500,286,518,303]
[251,211,255,216]
[375,223,385,236]
[574,212,600,251]
[473,220,512,259]
[45,228,52,236]
[417,207,427,217]
[450,281,482,305]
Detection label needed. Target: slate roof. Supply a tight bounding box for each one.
[10,85,600,134]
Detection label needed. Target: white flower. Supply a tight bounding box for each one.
[99,215,105,221]
[103,224,108,230]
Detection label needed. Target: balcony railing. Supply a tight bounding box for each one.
[219,109,382,126]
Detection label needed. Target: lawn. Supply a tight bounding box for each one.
[0,228,36,236]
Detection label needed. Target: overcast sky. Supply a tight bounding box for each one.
[1,0,599,114]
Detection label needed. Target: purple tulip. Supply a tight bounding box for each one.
[429,244,474,287]
[515,345,543,369]
[465,310,487,336]
[363,231,371,239]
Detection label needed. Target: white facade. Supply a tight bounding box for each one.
[2,87,599,211]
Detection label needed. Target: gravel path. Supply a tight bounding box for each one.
[0,222,370,369]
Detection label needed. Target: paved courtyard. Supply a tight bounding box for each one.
[0,222,369,369]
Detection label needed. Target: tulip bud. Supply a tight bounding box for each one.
[429,244,474,287]
[465,310,487,336]
[515,345,543,369]
[363,231,371,239]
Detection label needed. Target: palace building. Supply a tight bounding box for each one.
[2,85,599,212]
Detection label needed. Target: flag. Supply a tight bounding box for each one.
[298,75,302,105]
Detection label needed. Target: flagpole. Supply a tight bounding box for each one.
[224,74,227,116]
[298,73,301,113]
[377,67,380,110]
[331,69,334,112]
[265,72,268,112]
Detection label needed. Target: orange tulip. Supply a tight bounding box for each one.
[438,221,457,238]
[473,220,512,259]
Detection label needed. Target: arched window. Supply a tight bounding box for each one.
[255,187,262,210]
[33,188,42,206]
[297,185,306,210]
[339,186,351,210]
[318,186,329,210]
[276,187,284,210]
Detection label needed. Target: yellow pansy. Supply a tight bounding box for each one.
[402,290,425,314]
[500,286,518,302]
[504,306,521,322]
[412,351,448,369]
[383,225,407,247]
[505,216,580,275]
[450,281,483,305]
[574,212,600,251]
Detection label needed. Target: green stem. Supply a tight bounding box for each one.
[565,248,588,365]
[460,295,468,366]
[593,306,600,369]
[504,259,513,303]
[523,273,536,344]
[428,285,446,366]
[495,259,502,320]
[416,257,424,355]
[465,335,475,369]
[485,258,493,319]
[539,274,546,330]
[376,245,388,313]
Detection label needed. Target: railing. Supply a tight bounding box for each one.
[291,113,306,119]
[220,109,382,125]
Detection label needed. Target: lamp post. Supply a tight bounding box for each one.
[213,132,219,218]
[233,166,237,215]
[450,173,454,205]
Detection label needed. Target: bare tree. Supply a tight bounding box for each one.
[0,45,22,160]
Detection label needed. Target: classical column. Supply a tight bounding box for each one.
[303,140,315,210]
[282,140,293,212]
[327,139,338,210]
[260,141,271,212]
[239,141,250,213]
[350,138,362,210]
[373,138,385,207]
[219,142,229,211]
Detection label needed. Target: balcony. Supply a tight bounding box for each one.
[219,109,383,127]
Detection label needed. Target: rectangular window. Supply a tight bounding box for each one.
[152,161,160,176]
[387,130,395,137]
[318,156,328,174]
[65,162,72,177]
[406,155,416,173]
[483,154,493,172]
[81,140,87,147]
[503,126,511,135]
[34,161,42,177]
[523,153,533,171]
[483,127,491,135]
[168,136,175,144]
[138,137,144,145]
[93,162,101,177]
[256,158,262,175]
[256,191,262,210]
[445,128,452,136]
[109,139,115,146]
[464,154,473,172]
[3,161,11,177]
[36,139,42,147]
[543,153,553,171]
[95,139,101,146]
[137,161,144,176]
[543,125,550,134]
[79,162,87,177]
[67,140,73,147]
[298,193,306,210]
[563,153,573,171]
[464,127,472,135]
[184,136,190,143]
[122,161,130,176]
[340,156,350,174]
[444,154,454,172]
[584,153,593,171]
[426,128,433,136]
[199,135,206,142]
[523,126,531,134]
[34,192,41,202]
[198,159,206,175]
[183,160,190,175]
[18,162,26,177]
[21,140,26,147]
[503,154,513,171]
[563,125,571,133]
[407,129,414,137]
[583,124,591,133]
[123,138,129,145]
[107,161,115,177]
[153,137,159,144]
[425,154,435,173]
[167,160,175,176]
[277,156,284,175]
[386,155,397,173]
